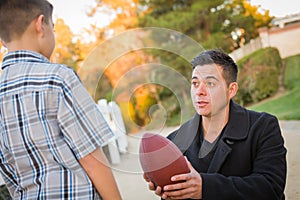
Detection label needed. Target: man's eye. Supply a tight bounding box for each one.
[207,82,215,87]
[192,81,199,87]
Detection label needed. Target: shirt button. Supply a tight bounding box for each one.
[226,139,234,145]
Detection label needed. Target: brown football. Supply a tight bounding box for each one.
[139,133,190,188]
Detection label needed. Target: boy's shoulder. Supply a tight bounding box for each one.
[49,62,76,75]
[46,63,80,84]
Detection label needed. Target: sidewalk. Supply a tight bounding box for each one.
[112,121,300,200]
[111,126,178,200]
[280,121,300,200]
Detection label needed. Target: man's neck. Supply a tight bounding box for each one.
[201,109,229,143]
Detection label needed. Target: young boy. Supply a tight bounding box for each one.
[0,0,121,199]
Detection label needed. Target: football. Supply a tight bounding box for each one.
[139,133,190,188]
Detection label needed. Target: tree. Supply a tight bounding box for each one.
[78,0,144,97]
[85,1,191,130]
[138,0,273,52]
[220,0,273,49]
[82,0,270,129]
[88,0,138,34]
[52,18,88,71]
[134,0,274,126]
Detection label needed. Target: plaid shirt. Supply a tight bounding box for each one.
[0,50,114,199]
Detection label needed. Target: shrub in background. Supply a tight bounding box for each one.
[234,47,282,105]
[283,54,300,90]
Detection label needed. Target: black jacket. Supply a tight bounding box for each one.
[168,101,287,200]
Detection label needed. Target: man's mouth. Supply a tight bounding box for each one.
[196,100,209,107]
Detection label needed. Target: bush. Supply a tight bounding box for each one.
[283,54,300,90]
[238,47,282,70]
[234,47,282,105]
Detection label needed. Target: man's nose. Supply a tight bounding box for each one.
[196,82,207,96]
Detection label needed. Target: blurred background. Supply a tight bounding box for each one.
[1,0,299,131]
[0,0,300,199]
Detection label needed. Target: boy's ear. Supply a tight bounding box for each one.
[35,15,45,35]
[229,82,238,99]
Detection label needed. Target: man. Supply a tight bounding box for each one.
[145,49,287,199]
[0,0,121,199]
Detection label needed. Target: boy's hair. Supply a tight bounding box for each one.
[0,0,53,43]
[191,49,238,86]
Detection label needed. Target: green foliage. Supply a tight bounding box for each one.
[137,0,275,125]
[95,74,113,101]
[283,54,300,90]
[235,47,282,105]
[137,0,275,115]
[138,0,272,52]
[249,87,300,120]
[201,32,233,51]
[238,47,282,69]
[248,54,300,120]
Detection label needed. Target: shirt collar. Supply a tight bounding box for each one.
[1,50,50,70]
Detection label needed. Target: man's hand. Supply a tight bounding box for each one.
[143,173,165,197]
[161,158,203,199]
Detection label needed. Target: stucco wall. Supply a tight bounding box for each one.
[264,23,300,58]
[230,22,300,61]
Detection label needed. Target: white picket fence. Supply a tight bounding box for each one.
[97,99,128,165]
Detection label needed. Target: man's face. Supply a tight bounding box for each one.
[191,64,232,118]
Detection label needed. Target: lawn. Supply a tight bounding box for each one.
[249,54,300,120]
[249,87,300,120]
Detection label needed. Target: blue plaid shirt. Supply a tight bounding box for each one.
[0,50,114,199]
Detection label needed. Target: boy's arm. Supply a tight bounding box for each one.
[79,148,122,200]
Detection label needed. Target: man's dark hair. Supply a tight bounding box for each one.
[0,0,53,42]
[191,49,238,86]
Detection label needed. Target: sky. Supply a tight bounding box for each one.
[48,0,114,35]
[48,0,300,35]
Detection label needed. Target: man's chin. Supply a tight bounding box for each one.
[196,110,210,117]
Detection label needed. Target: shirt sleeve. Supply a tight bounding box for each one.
[57,67,114,159]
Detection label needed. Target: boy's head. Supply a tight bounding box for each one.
[0,0,53,43]
[191,49,238,87]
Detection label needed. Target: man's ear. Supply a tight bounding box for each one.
[229,82,238,99]
[35,15,45,35]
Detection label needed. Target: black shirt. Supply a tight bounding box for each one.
[183,126,221,173]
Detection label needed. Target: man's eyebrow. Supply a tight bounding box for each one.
[205,76,219,81]
[191,76,219,80]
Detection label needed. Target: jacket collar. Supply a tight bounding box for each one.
[222,100,250,141]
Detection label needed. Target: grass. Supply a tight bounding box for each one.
[249,87,300,120]
[249,54,300,120]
